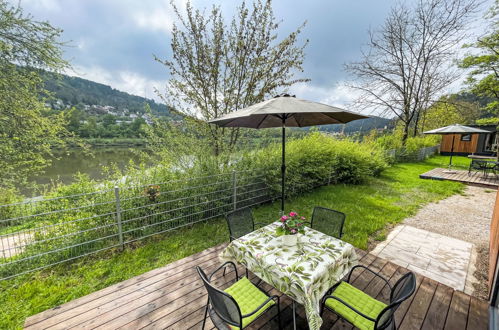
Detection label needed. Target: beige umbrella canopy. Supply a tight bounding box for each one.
[209,94,368,212]
[424,124,490,167]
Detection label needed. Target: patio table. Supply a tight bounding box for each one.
[220,222,358,330]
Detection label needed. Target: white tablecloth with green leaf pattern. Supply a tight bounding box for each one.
[220,222,358,330]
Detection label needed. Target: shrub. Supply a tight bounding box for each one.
[247,132,388,197]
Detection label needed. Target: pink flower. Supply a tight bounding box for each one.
[280,215,288,222]
[289,212,297,217]
[297,223,302,226]
[301,216,306,220]
[291,229,297,234]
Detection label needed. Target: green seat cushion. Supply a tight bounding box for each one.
[325,281,387,330]
[224,276,274,329]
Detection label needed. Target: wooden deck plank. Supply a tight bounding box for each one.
[399,277,438,330]
[118,266,254,329]
[23,244,489,330]
[444,291,471,330]
[420,168,499,188]
[421,283,454,330]
[26,248,226,329]
[394,273,424,326]
[24,243,227,328]
[97,265,247,329]
[466,297,489,330]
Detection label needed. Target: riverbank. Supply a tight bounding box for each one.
[80,138,147,147]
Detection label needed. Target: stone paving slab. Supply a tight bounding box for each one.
[371,224,473,292]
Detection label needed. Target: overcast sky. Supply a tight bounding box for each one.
[15,0,491,114]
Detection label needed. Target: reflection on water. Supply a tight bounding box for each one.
[26,147,146,195]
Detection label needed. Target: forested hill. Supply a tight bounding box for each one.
[319,116,394,134]
[42,71,171,117]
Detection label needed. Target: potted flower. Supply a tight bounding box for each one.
[275,211,306,245]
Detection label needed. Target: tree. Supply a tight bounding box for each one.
[420,97,481,131]
[459,1,499,159]
[346,0,480,143]
[460,0,499,114]
[0,1,72,190]
[155,0,308,156]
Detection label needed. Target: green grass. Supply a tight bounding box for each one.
[0,155,465,329]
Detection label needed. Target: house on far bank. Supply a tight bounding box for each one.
[440,125,497,156]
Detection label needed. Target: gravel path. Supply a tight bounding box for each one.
[403,185,496,299]
[404,185,495,245]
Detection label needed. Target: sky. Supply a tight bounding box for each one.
[15,0,492,114]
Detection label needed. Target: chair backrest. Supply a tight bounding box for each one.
[471,159,487,170]
[196,266,242,327]
[311,206,346,239]
[376,272,416,329]
[226,207,254,241]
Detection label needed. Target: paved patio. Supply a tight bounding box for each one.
[371,225,474,292]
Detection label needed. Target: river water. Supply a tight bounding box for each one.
[25,147,144,195]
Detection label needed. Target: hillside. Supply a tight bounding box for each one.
[42,72,171,117]
[319,116,394,134]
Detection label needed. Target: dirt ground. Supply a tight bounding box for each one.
[404,185,496,300]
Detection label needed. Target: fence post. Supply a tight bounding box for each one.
[114,186,124,251]
[232,170,237,211]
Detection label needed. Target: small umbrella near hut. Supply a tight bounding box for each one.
[423,124,490,169]
[208,94,368,213]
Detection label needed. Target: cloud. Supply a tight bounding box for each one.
[289,82,360,108]
[21,0,61,12]
[15,0,492,107]
[68,65,166,102]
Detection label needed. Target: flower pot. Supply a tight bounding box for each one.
[282,234,298,246]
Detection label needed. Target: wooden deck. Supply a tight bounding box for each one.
[24,244,489,330]
[420,167,499,188]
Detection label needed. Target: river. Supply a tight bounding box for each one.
[25,147,145,195]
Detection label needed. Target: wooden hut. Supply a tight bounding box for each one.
[440,125,497,156]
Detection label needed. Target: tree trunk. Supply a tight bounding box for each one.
[402,123,409,144]
[413,111,420,137]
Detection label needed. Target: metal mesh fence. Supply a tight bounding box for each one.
[0,169,276,281]
[386,145,439,162]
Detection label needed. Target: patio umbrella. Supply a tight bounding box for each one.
[423,124,490,167]
[208,94,368,213]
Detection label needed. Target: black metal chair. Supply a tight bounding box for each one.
[197,261,281,330]
[224,207,265,277]
[468,159,490,177]
[308,206,346,239]
[226,207,266,242]
[320,266,416,330]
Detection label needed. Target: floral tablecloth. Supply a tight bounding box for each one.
[220,222,358,330]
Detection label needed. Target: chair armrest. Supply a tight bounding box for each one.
[209,261,239,281]
[322,295,376,322]
[347,265,392,290]
[241,295,279,318]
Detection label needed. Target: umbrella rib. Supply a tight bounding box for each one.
[256,114,269,129]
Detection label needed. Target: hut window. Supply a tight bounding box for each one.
[461,134,472,141]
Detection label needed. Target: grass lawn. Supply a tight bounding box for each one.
[0,155,466,329]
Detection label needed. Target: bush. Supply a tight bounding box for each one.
[246,132,388,197]
[367,127,440,163]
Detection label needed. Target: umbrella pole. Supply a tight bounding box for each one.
[449,134,455,168]
[281,117,286,215]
